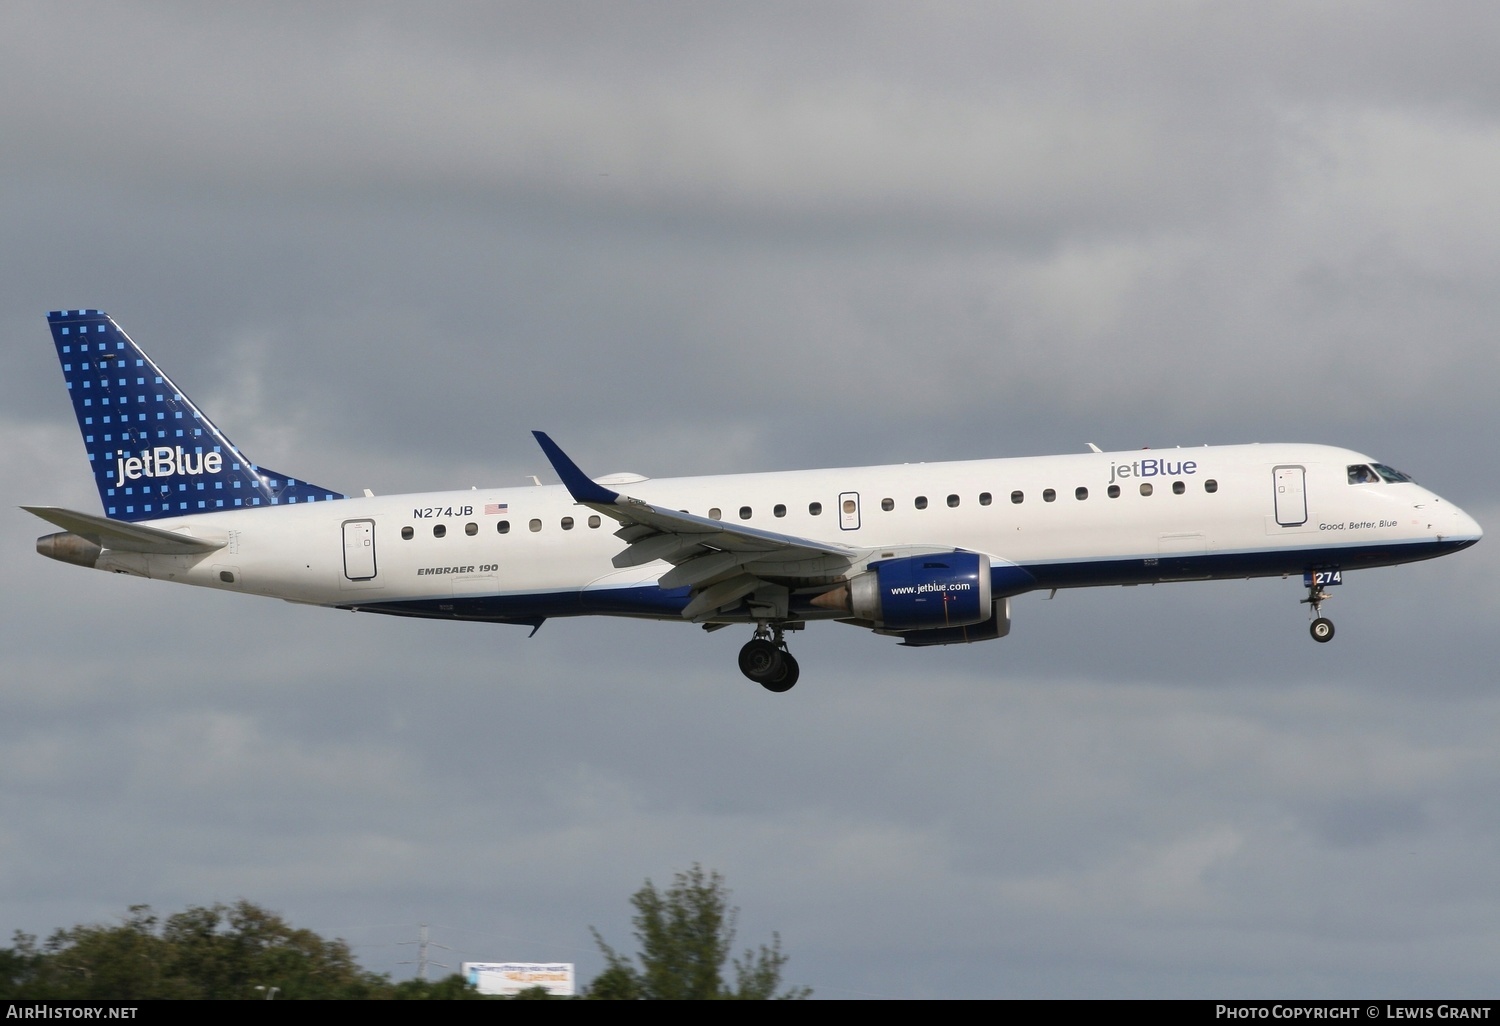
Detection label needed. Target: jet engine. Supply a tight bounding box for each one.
[890,598,1010,646]
[814,551,993,630]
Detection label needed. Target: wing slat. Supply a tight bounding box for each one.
[659,550,746,590]
[681,573,763,620]
[611,532,708,568]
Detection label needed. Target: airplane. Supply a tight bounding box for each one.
[26,309,1483,692]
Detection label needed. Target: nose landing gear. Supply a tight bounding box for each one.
[1302,579,1335,643]
[738,623,800,692]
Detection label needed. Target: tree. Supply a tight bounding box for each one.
[0,901,387,1000]
[588,865,810,1000]
[390,973,491,1000]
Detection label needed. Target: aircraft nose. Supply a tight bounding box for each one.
[1435,494,1484,546]
[1453,505,1483,543]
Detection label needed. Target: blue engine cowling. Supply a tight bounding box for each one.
[891,599,1011,646]
[849,551,993,631]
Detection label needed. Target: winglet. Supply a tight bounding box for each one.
[532,432,620,505]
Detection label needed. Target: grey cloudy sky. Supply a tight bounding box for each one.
[2,1,1497,998]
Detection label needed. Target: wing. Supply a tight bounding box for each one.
[533,432,858,620]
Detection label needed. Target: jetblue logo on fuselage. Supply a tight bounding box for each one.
[1109,457,1198,485]
[113,446,223,485]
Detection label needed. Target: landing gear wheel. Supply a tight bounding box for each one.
[1301,576,1338,644]
[761,653,800,693]
[738,638,785,682]
[740,623,801,693]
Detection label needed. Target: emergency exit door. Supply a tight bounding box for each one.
[1273,466,1307,527]
[342,519,377,580]
[839,492,861,530]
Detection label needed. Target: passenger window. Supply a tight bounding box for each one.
[842,499,856,514]
[739,506,752,520]
[881,497,894,511]
[709,507,722,520]
[561,516,574,530]
[1139,483,1153,496]
[915,496,928,510]
[401,526,414,540]
[979,492,992,506]
[465,522,478,536]
[1107,485,1120,498]
[433,524,446,538]
[947,494,960,507]
[809,502,822,515]
[1011,491,1024,504]
[588,515,601,528]
[1075,487,1088,500]
[1043,489,1056,502]
[1172,481,1185,495]
[1204,479,1218,493]
[774,504,786,518]
[497,520,511,534]
[529,519,542,532]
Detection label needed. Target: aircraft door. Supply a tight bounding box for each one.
[342,518,377,580]
[1273,466,1307,527]
[839,492,861,530]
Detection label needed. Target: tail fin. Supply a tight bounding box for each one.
[46,310,346,522]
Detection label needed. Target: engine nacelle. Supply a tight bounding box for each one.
[892,599,1011,647]
[848,551,993,631]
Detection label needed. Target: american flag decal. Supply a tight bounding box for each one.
[485,502,508,515]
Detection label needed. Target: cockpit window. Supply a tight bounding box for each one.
[1350,462,1417,485]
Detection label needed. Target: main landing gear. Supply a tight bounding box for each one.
[1302,580,1335,643]
[738,623,799,693]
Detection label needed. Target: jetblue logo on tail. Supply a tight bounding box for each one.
[47,309,347,522]
[115,446,224,485]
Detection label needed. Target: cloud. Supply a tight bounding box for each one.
[3,1,1496,998]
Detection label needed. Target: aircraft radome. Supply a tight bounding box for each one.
[27,310,1483,692]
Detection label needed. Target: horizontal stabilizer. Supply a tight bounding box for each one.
[22,506,226,554]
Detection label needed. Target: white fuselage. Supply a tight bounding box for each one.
[88,443,1481,627]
